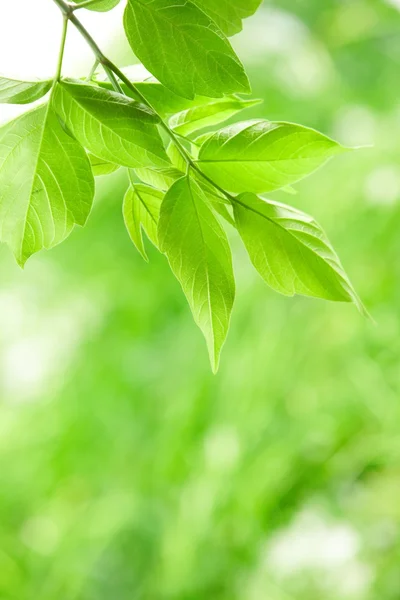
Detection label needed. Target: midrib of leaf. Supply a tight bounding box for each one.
[187,177,218,365]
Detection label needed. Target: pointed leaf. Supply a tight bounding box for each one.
[170,97,261,136]
[158,176,235,371]
[53,80,168,169]
[234,193,363,309]
[198,120,348,194]
[123,0,250,99]
[0,104,94,265]
[123,178,164,260]
[192,0,263,36]
[0,76,52,104]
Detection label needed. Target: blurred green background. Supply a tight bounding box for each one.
[1,0,400,598]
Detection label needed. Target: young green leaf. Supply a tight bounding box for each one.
[123,178,164,260]
[234,193,363,309]
[0,104,94,265]
[198,120,348,194]
[169,97,261,136]
[123,0,250,99]
[95,65,212,117]
[73,0,120,11]
[192,0,263,36]
[167,142,188,173]
[158,176,235,371]
[53,80,168,169]
[135,166,184,191]
[88,153,120,176]
[0,76,52,104]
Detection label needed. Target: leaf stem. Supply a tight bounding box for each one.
[50,0,235,205]
[54,15,69,83]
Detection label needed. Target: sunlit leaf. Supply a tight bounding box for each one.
[0,76,52,104]
[124,0,250,99]
[0,104,94,265]
[73,0,120,11]
[158,176,235,371]
[198,120,348,194]
[234,193,364,310]
[192,0,263,36]
[88,153,120,176]
[123,177,163,260]
[53,80,168,169]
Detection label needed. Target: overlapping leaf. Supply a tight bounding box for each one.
[135,166,184,191]
[198,120,347,194]
[192,0,263,36]
[158,176,235,371]
[234,193,363,309]
[123,177,163,259]
[95,65,212,117]
[0,76,52,104]
[0,104,94,265]
[169,97,261,136]
[123,0,250,99]
[53,80,168,169]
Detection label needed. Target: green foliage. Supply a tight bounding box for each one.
[0,104,94,265]
[0,76,52,104]
[191,0,263,36]
[123,0,250,99]
[123,178,163,260]
[234,193,363,307]
[53,81,168,168]
[0,0,363,369]
[198,120,348,193]
[158,176,235,372]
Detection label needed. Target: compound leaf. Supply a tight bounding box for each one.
[192,0,263,36]
[53,80,168,169]
[0,104,94,265]
[73,0,120,11]
[198,120,348,194]
[170,97,261,136]
[123,177,163,260]
[234,193,363,309]
[158,176,235,371]
[0,76,52,104]
[123,0,250,99]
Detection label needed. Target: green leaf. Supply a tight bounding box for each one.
[0,76,52,104]
[169,97,261,136]
[167,142,187,173]
[0,104,94,265]
[234,193,363,309]
[123,177,164,260]
[198,120,348,194]
[135,166,184,191]
[73,0,120,11]
[88,153,120,176]
[158,176,235,371]
[95,65,212,117]
[53,80,168,169]
[192,0,263,36]
[123,0,250,99]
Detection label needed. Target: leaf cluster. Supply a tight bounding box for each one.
[0,0,363,370]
